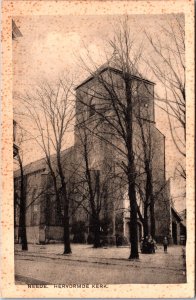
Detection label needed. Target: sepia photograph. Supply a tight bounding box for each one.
[1,0,195,298]
[13,12,186,285]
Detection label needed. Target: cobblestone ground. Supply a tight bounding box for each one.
[15,243,186,284]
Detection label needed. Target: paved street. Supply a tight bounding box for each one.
[15,244,186,284]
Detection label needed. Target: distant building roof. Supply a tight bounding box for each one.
[171,206,183,222]
[75,58,155,90]
[12,20,22,40]
[179,209,186,227]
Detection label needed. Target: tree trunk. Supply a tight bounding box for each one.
[20,209,28,251]
[150,195,155,238]
[62,182,71,254]
[63,198,71,254]
[143,203,149,238]
[18,154,28,251]
[146,164,155,238]
[56,152,72,255]
[144,165,151,239]
[60,180,71,254]
[128,179,139,259]
[93,216,101,248]
[125,79,139,260]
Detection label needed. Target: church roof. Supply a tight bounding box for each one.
[14,146,74,178]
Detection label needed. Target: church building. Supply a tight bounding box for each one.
[14,61,172,245]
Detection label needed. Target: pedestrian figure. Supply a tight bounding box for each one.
[153,239,157,253]
[163,236,168,253]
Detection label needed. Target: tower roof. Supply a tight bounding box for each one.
[75,56,155,90]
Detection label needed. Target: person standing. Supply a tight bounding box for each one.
[163,236,168,253]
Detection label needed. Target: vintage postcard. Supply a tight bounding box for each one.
[1,0,195,298]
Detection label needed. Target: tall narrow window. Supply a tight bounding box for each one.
[89,95,96,117]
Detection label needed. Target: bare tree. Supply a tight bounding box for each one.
[76,18,149,259]
[16,78,75,254]
[74,118,120,248]
[145,14,185,178]
[76,124,103,248]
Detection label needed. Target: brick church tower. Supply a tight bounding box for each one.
[74,61,171,244]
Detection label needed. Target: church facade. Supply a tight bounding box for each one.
[14,64,172,245]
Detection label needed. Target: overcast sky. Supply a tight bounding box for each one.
[13,14,185,211]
